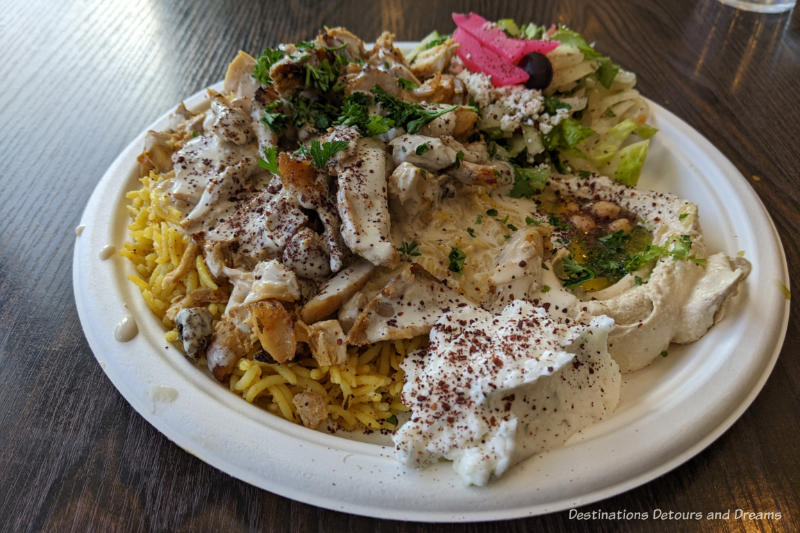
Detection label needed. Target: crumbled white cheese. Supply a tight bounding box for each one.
[538,106,571,135]
[456,70,493,108]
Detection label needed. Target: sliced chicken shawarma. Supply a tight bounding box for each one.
[224,50,259,100]
[333,136,398,267]
[346,264,472,345]
[301,259,375,324]
[483,227,546,311]
[389,134,458,170]
[278,150,348,273]
[387,162,442,222]
[409,38,460,79]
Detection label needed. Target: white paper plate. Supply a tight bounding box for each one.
[74,72,789,521]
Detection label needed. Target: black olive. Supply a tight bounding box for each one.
[518,52,553,90]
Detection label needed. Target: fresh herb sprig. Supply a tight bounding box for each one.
[370,85,458,134]
[448,247,466,273]
[398,241,421,257]
[296,139,350,168]
[258,146,280,175]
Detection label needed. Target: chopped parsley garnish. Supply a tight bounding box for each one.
[304,58,339,92]
[547,213,570,231]
[415,142,431,155]
[507,223,518,232]
[258,146,280,175]
[559,231,705,290]
[386,414,398,425]
[486,208,498,217]
[509,165,550,198]
[560,256,596,288]
[475,214,483,224]
[660,350,668,358]
[290,97,339,130]
[261,102,289,135]
[398,241,421,257]
[466,228,476,238]
[397,77,420,90]
[603,108,617,118]
[543,96,571,115]
[542,284,551,293]
[370,85,458,134]
[447,247,466,273]
[298,139,349,168]
[455,150,465,168]
[679,213,689,221]
[295,41,316,50]
[335,92,394,136]
[252,47,284,87]
[525,216,539,226]
[578,170,592,178]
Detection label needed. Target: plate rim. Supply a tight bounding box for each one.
[73,72,790,522]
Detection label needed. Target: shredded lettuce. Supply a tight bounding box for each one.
[550,27,620,89]
[614,140,650,186]
[509,165,550,198]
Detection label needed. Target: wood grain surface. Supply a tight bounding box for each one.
[1,0,798,531]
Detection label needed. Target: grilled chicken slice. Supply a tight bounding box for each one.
[389,134,458,171]
[224,50,259,100]
[314,27,366,62]
[418,107,478,139]
[207,91,254,145]
[367,32,420,86]
[346,264,471,345]
[343,64,405,97]
[243,259,301,304]
[334,136,398,266]
[248,300,297,363]
[410,38,460,79]
[278,151,348,273]
[270,46,333,97]
[412,73,467,104]
[292,391,329,429]
[207,317,251,381]
[282,227,332,280]
[138,130,175,176]
[484,228,545,310]
[300,259,375,323]
[194,184,309,266]
[387,162,442,222]
[295,319,348,366]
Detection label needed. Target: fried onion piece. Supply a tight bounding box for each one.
[207,318,251,381]
[247,300,297,363]
[295,320,347,366]
[165,287,229,322]
[292,391,329,429]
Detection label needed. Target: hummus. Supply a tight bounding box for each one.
[545,175,751,371]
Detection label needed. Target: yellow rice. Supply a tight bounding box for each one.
[121,171,416,431]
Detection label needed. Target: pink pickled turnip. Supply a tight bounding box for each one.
[453,27,529,87]
[452,12,559,63]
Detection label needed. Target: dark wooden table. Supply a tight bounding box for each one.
[1,0,797,531]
